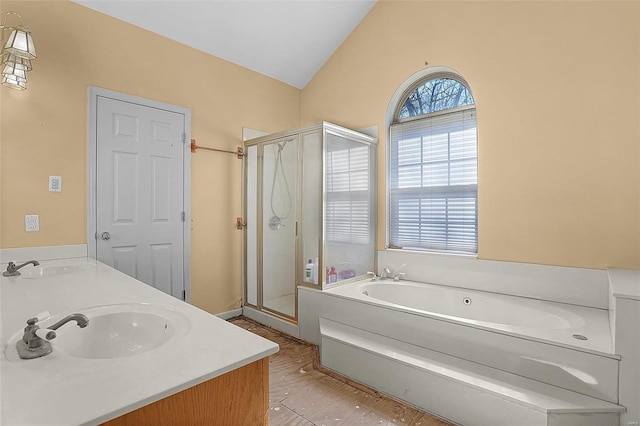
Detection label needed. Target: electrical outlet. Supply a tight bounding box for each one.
[25,215,39,232]
[49,176,62,192]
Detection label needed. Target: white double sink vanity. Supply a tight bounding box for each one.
[0,246,278,425]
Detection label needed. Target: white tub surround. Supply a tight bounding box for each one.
[320,318,621,426]
[299,275,627,426]
[353,282,612,356]
[377,249,609,308]
[608,269,640,426]
[1,256,278,426]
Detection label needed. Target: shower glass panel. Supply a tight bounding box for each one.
[324,130,375,284]
[301,130,322,285]
[243,122,376,326]
[262,136,298,318]
[246,145,258,306]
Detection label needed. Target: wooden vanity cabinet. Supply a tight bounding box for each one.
[101,358,269,425]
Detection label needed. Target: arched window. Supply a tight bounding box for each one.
[389,74,478,254]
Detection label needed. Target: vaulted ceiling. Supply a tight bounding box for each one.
[73,0,376,89]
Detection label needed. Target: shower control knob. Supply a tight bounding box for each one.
[100,231,111,241]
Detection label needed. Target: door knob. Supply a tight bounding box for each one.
[100,231,111,241]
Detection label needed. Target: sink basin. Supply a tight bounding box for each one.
[19,265,85,279]
[50,304,190,359]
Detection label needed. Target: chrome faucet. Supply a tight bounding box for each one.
[380,266,405,281]
[366,271,380,281]
[3,260,40,277]
[381,268,392,280]
[16,312,89,360]
[393,272,406,281]
[367,268,395,281]
[48,313,90,330]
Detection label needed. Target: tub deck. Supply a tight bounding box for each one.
[299,280,625,426]
[326,280,614,357]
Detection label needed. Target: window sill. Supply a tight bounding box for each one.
[383,247,478,259]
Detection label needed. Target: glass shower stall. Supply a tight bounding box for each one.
[243,122,377,323]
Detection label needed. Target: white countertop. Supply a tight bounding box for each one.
[0,257,279,426]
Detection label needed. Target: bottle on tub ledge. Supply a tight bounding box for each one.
[326,266,338,284]
[305,259,313,283]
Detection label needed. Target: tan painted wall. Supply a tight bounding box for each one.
[1,1,638,319]
[0,1,301,314]
[302,0,640,270]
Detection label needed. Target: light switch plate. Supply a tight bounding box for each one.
[49,176,62,192]
[25,215,39,232]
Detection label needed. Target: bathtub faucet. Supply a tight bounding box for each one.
[3,260,40,277]
[367,268,398,281]
[380,267,405,281]
[381,268,392,280]
[393,272,406,281]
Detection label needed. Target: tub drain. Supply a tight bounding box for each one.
[463,297,472,306]
[572,334,588,341]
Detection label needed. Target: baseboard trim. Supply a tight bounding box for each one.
[242,306,299,337]
[216,308,243,320]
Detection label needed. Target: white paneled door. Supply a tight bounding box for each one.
[96,96,186,300]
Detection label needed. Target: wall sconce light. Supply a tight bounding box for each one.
[0,12,36,90]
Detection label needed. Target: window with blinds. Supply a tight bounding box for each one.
[325,143,371,245]
[389,105,478,254]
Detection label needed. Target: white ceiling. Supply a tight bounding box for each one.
[72,0,376,89]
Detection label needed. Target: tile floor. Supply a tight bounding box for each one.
[229,317,452,426]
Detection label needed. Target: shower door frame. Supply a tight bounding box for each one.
[242,122,378,325]
[243,131,310,324]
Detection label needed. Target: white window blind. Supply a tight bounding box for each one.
[389,108,477,254]
[325,145,371,245]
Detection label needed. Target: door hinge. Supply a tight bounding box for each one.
[182,133,186,144]
[181,211,186,222]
